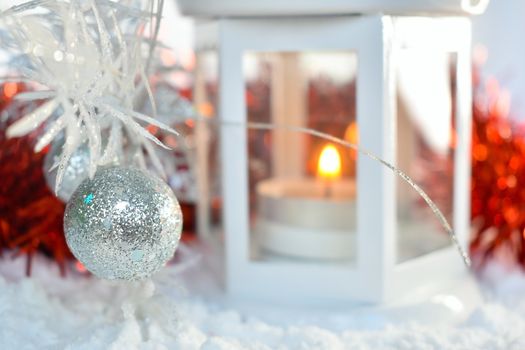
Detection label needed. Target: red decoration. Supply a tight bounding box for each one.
[470,67,525,268]
[0,83,73,275]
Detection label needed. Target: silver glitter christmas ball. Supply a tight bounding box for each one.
[44,140,90,202]
[64,167,183,280]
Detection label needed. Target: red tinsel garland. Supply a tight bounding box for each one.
[0,83,72,275]
[470,67,525,268]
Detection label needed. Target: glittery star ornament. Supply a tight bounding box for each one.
[1,0,177,195]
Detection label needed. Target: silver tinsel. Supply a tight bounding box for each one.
[64,167,183,280]
[44,140,91,203]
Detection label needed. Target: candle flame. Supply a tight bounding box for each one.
[317,144,342,179]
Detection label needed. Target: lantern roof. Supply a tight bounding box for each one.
[176,0,489,18]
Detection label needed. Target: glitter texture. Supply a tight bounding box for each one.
[44,140,91,203]
[64,167,182,280]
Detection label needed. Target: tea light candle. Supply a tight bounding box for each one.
[255,143,357,260]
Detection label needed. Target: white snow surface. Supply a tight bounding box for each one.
[0,250,524,350]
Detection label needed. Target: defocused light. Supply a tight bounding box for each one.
[165,135,178,148]
[198,102,214,117]
[344,121,359,145]
[146,125,159,134]
[75,261,87,272]
[495,89,511,118]
[473,144,488,161]
[185,119,195,128]
[3,82,18,98]
[473,44,488,66]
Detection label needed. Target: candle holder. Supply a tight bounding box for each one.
[187,3,482,312]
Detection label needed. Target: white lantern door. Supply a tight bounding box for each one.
[386,17,472,301]
[217,16,391,304]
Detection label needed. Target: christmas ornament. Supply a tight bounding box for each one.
[0,82,72,275]
[44,139,91,203]
[1,0,177,194]
[64,167,183,280]
[1,1,188,279]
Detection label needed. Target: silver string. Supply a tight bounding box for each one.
[217,120,471,267]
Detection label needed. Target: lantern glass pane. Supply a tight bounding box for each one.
[194,50,223,237]
[243,51,358,264]
[396,50,456,263]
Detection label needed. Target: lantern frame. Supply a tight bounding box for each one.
[194,15,472,305]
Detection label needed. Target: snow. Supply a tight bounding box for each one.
[0,250,524,349]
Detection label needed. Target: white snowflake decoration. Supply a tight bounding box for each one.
[0,0,176,193]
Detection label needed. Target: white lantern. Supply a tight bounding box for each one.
[183,1,485,307]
